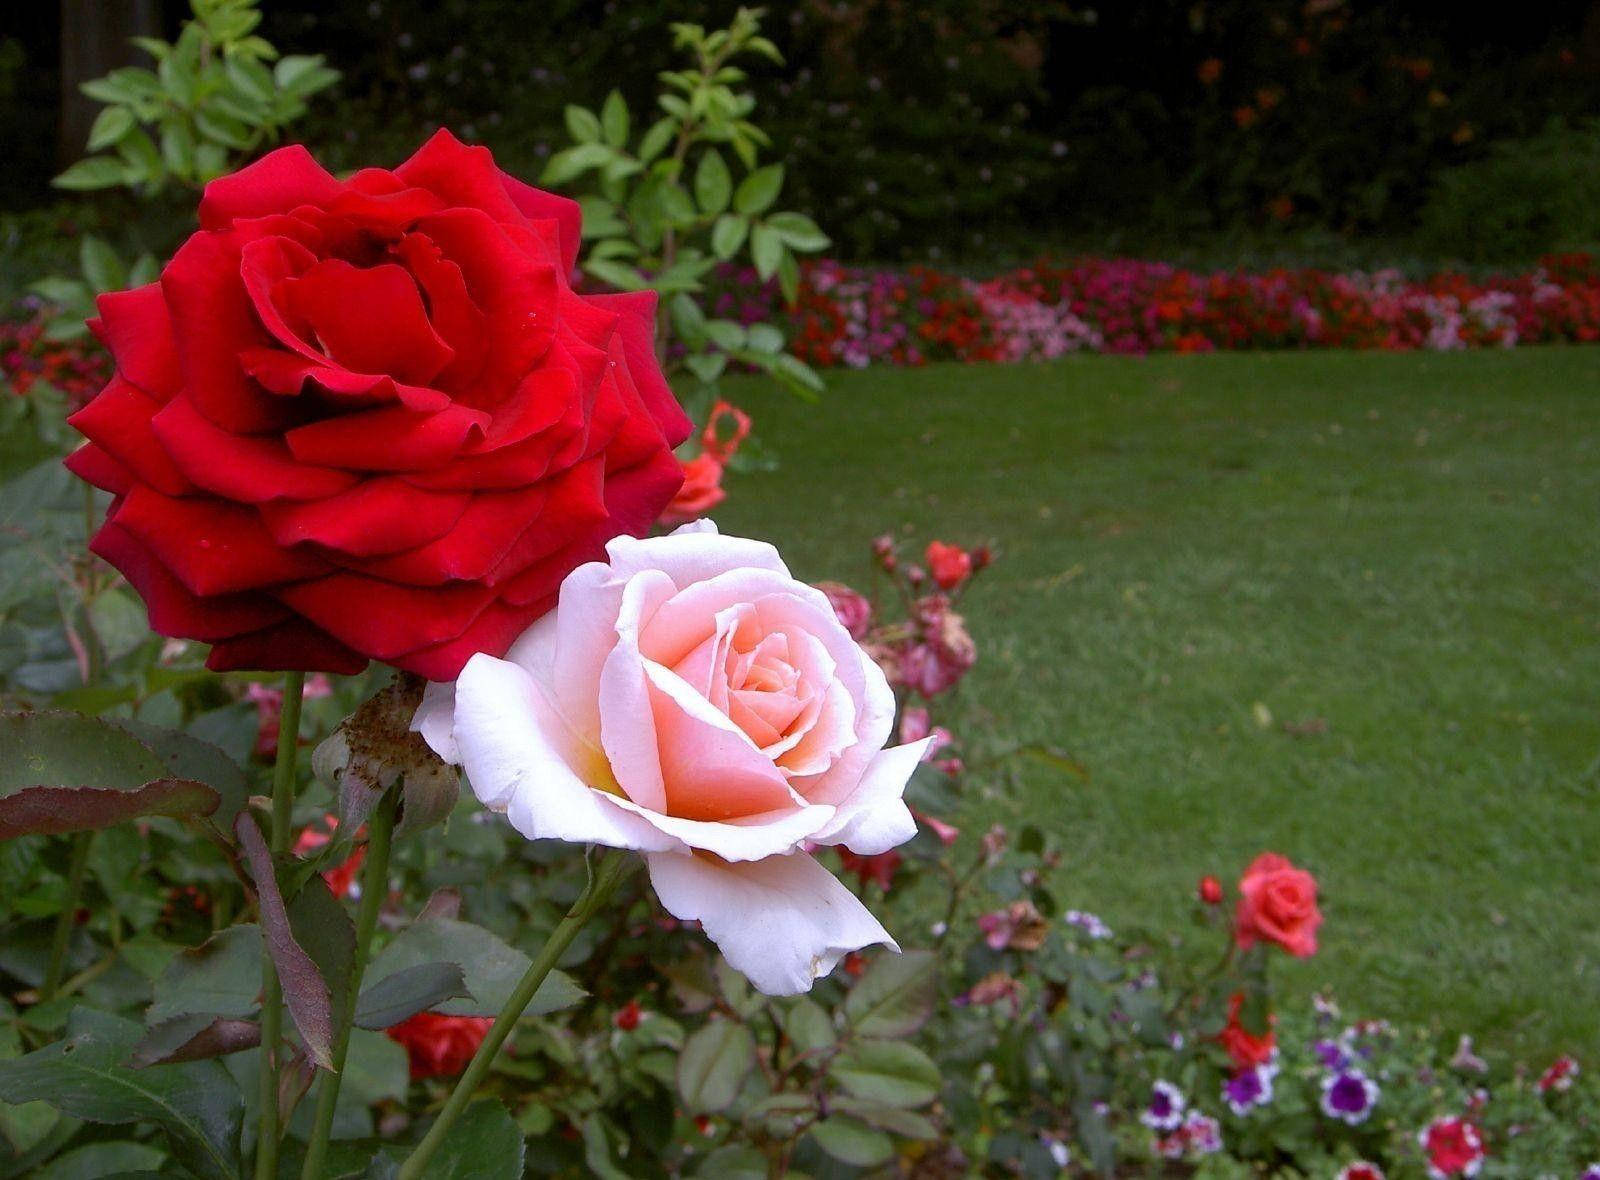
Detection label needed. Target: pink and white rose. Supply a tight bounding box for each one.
[414,521,928,994]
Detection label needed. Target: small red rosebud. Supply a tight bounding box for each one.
[971,544,993,571]
[613,999,642,1031]
[693,1114,714,1136]
[842,951,867,977]
[1199,875,1224,905]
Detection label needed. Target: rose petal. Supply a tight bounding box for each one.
[67,377,192,497]
[452,652,680,851]
[258,479,472,557]
[206,616,368,675]
[808,739,929,855]
[645,850,897,995]
[278,258,455,386]
[283,403,487,472]
[603,521,788,589]
[150,396,357,503]
[411,678,459,764]
[91,283,182,398]
[498,170,582,274]
[274,572,496,661]
[198,144,344,230]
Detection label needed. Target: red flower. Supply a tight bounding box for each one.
[1197,58,1223,85]
[924,541,972,590]
[66,131,690,679]
[838,848,902,892]
[1233,852,1321,957]
[292,813,366,899]
[660,453,725,525]
[385,1011,493,1080]
[699,400,751,464]
[1218,992,1276,1070]
[1198,875,1223,905]
[1537,1054,1578,1093]
[1418,1116,1484,1177]
[613,999,642,1031]
[816,580,872,639]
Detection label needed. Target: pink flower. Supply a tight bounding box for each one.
[1233,852,1321,957]
[816,580,872,640]
[415,522,929,994]
[912,807,960,845]
[660,454,726,525]
[897,706,952,756]
[977,900,1049,951]
[247,673,332,760]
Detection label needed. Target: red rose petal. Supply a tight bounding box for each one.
[275,572,498,661]
[161,229,299,434]
[198,144,344,231]
[357,484,552,586]
[393,129,528,227]
[279,259,455,386]
[586,290,691,444]
[259,478,472,557]
[113,486,330,597]
[391,598,546,681]
[67,377,192,497]
[392,232,488,393]
[90,520,289,642]
[63,443,133,496]
[150,397,357,503]
[237,348,452,413]
[284,403,487,472]
[499,171,582,274]
[90,283,182,398]
[206,615,368,675]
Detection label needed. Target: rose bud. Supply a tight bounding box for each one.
[924,541,972,590]
[1199,875,1223,905]
[613,999,642,1032]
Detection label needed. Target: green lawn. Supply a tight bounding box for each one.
[715,347,1600,1060]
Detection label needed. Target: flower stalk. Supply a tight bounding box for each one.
[300,785,400,1180]
[254,668,305,1180]
[395,848,636,1180]
[40,831,94,1002]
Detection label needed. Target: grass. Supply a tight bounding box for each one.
[715,346,1600,1060]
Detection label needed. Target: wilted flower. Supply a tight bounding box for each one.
[978,900,1049,951]
[816,580,872,640]
[955,970,1022,1012]
[1320,1069,1380,1125]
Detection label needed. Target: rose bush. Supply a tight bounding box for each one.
[415,521,929,994]
[65,130,691,679]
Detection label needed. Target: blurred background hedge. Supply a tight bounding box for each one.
[4,0,1599,265]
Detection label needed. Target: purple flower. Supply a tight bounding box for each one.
[1579,1165,1600,1180]
[1320,1069,1380,1125]
[1140,1080,1186,1131]
[1314,1038,1350,1069]
[1222,1066,1275,1115]
[1065,909,1112,939]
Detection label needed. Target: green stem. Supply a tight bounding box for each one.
[254,669,305,1180]
[396,849,636,1180]
[299,787,399,1180]
[40,831,94,1002]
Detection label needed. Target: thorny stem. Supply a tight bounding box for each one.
[396,849,636,1180]
[253,669,305,1180]
[299,786,400,1180]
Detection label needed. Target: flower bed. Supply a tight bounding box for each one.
[713,253,1600,368]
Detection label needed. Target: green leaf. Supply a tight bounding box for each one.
[0,1009,243,1180]
[733,164,784,215]
[809,1115,893,1167]
[694,149,732,215]
[777,251,800,306]
[637,117,676,163]
[0,711,220,841]
[540,143,612,186]
[109,719,250,831]
[749,224,782,280]
[288,874,356,1022]
[600,90,630,148]
[583,258,650,291]
[352,962,468,1030]
[684,353,727,384]
[711,213,748,260]
[32,1139,166,1179]
[414,1099,524,1180]
[690,1145,766,1178]
[781,997,834,1053]
[830,1097,937,1139]
[131,1015,260,1068]
[766,211,830,252]
[703,320,746,351]
[52,156,127,191]
[147,926,262,1025]
[842,950,937,1038]
[675,1020,755,1114]
[564,104,602,144]
[364,917,583,1019]
[831,1041,940,1108]
[746,323,783,354]
[87,106,136,152]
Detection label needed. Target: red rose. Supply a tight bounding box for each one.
[838,848,903,892]
[384,1010,493,1080]
[292,812,365,899]
[1233,852,1321,957]
[67,131,690,679]
[659,453,725,524]
[1198,874,1223,905]
[1218,992,1276,1070]
[924,541,972,590]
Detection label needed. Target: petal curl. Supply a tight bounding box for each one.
[807,740,929,856]
[645,850,897,995]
